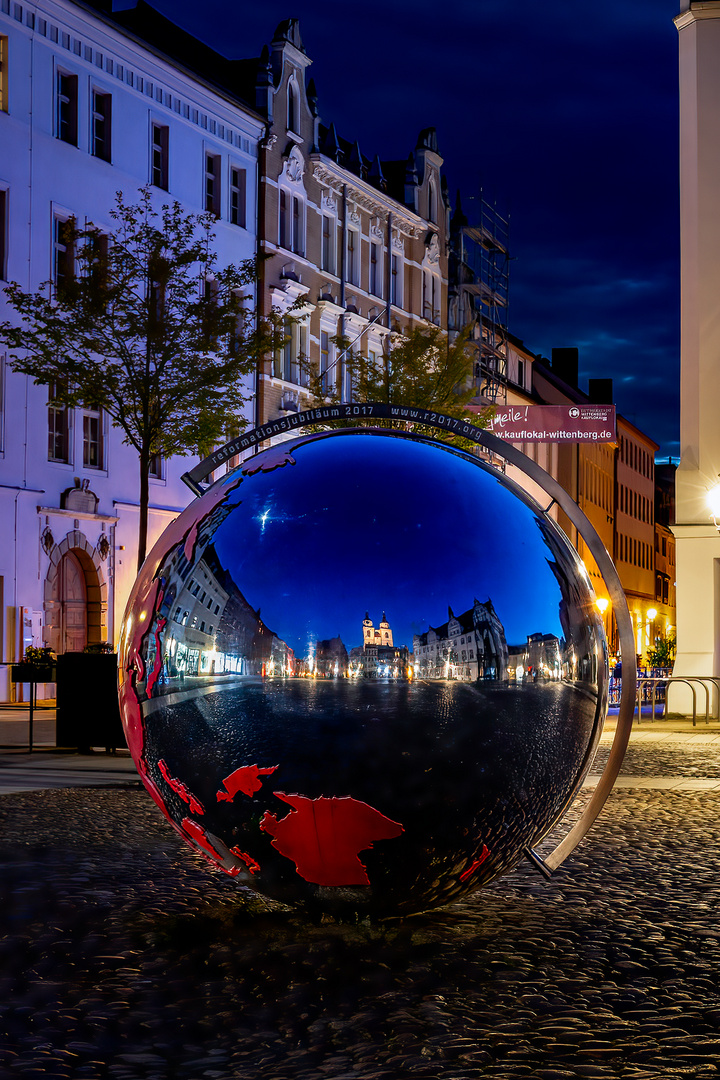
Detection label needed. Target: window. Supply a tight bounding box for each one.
[230,167,246,227]
[428,179,437,224]
[205,152,220,216]
[82,407,104,469]
[151,123,169,190]
[287,79,298,133]
[370,242,381,297]
[56,71,78,145]
[48,383,70,463]
[0,36,7,113]
[391,254,401,306]
[53,215,75,299]
[516,358,525,388]
[275,316,308,384]
[91,90,111,161]
[148,453,164,479]
[321,215,334,273]
[0,188,7,280]
[320,330,332,394]
[279,189,304,254]
[292,195,303,255]
[347,229,357,285]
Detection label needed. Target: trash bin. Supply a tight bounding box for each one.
[55,652,125,752]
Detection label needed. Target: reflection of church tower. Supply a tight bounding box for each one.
[363,612,375,646]
[362,611,393,647]
[378,611,393,646]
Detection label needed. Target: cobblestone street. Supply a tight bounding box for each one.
[3,728,720,1079]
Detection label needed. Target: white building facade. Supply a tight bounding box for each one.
[0,0,263,698]
[673,1,720,712]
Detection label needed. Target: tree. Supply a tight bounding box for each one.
[305,323,490,439]
[0,189,281,569]
[647,633,676,671]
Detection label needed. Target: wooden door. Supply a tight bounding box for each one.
[59,552,87,653]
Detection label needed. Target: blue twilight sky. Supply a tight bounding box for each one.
[149,0,681,459]
[212,433,568,656]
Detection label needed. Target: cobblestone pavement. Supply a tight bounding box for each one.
[4,735,720,1078]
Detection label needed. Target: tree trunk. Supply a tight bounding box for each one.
[137,447,150,572]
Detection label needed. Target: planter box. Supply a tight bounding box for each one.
[11,664,57,684]
[56,652,125,752]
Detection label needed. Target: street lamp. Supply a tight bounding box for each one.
[595,597,610,615]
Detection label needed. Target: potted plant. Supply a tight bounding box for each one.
[11,646,57,684]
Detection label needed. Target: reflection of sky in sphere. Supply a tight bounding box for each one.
[213,432,567,654]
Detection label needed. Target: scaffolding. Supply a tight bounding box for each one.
[456,199,510,404]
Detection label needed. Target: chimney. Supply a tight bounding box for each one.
[588,378,613,404]
[551,347,578,389]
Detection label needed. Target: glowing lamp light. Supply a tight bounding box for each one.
[595,597,610,615]
[647,608,657,621]
[708,481,720,523]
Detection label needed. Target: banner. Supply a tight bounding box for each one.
[485,404,616,443]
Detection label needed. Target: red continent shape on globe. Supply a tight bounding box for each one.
[216,764,279,802]
[259,792,404,886]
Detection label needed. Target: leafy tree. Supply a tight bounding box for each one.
[0,188,282,569]
[305,323,490,439]
[647,633,676,670]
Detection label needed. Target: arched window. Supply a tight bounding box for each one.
[428,178,437,224]
[287,79,299,133]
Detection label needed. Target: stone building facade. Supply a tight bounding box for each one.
[249,19,450,427]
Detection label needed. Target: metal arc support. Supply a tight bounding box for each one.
[182,403,636,871]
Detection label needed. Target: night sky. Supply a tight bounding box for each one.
[150,0,680,459]
[211,433,568,656]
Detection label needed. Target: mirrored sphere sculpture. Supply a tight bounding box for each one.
[119,429,608,917]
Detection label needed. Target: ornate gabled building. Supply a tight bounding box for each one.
[413,599,508,682]
[247,19,450,426]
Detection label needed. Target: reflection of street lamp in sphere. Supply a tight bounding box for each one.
[707,481,720,530]
[595,597,610,616]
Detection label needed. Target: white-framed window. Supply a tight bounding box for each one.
[369,241,382,297]
[82,406,104,469]
[319,326,338,394]
[149,453,164,479]
[278,188,305,256]
[275,316,308,385]
[151,122,169,189]
[346,228,359,286]
[56,69,78,145]
[91,89,112,162]
[321,213,335,273]
[205,152,221,216]
[230,166,246,227]
[48,382,71,464]
[422,270,440,324]
[53,214,75,299]
[390,251,402,307]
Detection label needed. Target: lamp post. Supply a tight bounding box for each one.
[595,596,612,654]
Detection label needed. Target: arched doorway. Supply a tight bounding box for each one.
[44,531,108,655]
[53,551,88,653]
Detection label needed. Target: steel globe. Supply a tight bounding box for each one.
[118,429,607,917]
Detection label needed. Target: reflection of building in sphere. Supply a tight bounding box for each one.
[507,633,563,682]
[315,636,348,677]
[350,611,409,678]
[413,598,508,681]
